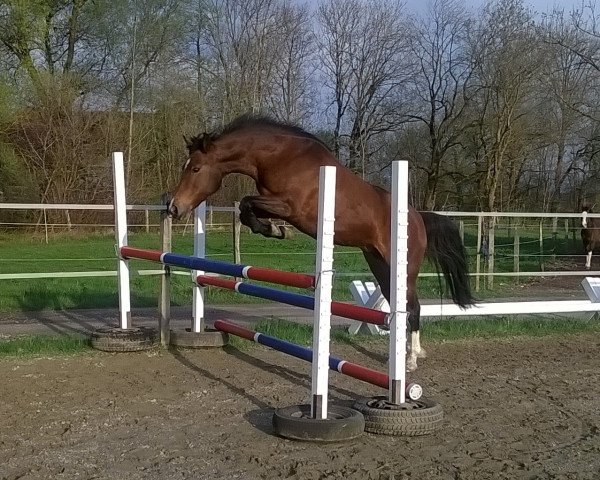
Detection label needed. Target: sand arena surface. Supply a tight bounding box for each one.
[1,333,599,480]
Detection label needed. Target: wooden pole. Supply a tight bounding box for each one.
[552,217,557,262]
[539,220,544,272]
[233,201,241,265]
[476,215,482,292]
[488,217,495,289]
[514,227,520,284]
[159,202,172,347]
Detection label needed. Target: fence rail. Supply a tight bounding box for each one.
[0,203,596,290]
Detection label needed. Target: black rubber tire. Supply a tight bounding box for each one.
[352,396,443,436]
[90,326,157,352]
[272,404,364,442]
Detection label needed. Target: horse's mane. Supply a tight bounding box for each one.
[188,114,330,153]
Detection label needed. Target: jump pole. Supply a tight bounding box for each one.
[120,247,316,289]
[113,152,131,329]
[195,275,387,326]
[389,160,409,404]
[213,319,421,399]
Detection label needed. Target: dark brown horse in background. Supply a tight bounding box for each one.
[581,206,599,269]
[168,115,474,371]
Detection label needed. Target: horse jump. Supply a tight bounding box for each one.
[114,155,415,423]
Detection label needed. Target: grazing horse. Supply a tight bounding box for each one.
[581,206,599,269]
[168,115,474,371]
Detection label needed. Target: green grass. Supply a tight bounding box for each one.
[0,335,92,357]
[223,316,600,351]
[422,316,600,341]
[0,224,587,312]
[2,314,598,357]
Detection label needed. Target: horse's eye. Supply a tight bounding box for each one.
[192,167,200,173]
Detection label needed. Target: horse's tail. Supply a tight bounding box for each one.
[420,211,475,308]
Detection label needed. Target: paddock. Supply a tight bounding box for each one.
[1,331,598,479]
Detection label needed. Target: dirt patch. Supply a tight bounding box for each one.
[1,334,599,480]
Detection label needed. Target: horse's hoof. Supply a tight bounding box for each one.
[280,225,293,239]
[269,223,284,239]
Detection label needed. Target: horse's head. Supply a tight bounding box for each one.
[168,133,223,219]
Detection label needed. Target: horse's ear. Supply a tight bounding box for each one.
[183,135,192,150]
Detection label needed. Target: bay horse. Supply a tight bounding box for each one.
[168,115,474,371]
[581,206,599,269]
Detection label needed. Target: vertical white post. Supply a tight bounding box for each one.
[311,166,336,419]
[192,202,206,333]
[112,152,131,329]
[389,161,409,404]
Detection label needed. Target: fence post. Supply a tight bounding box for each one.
[552,217,558,262]
[514,226,520,283]
[459,220,464,245]
[233,201,241,265]
[159,204,172,346]
[145,209,150,233]
[539,220,544,272]
[487,216,495,289]
[476,215,482,292]
[43,209,49,244]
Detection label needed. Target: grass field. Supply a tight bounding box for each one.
[0,222,587,312]
[2,314,599,358]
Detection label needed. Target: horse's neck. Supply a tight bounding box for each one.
[216,140,260,180]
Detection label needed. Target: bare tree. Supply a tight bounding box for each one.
[266,3,315,124]
[317,0,409,175]
[404,0,475,209]
[468,0,542,211]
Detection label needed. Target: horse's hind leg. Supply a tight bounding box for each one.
[239,196,292,239]
[363,250,423,371]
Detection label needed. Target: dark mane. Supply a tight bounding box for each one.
[190,114,330,152]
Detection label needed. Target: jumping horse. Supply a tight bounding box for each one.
[581,206,599,269]
[168,115,474,371]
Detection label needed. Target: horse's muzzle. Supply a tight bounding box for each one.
[161,192,177,218]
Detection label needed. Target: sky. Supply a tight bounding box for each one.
[403,0,585,15]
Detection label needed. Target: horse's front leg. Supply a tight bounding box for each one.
[585,245,593,269]
[239,196,293,240]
